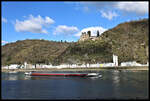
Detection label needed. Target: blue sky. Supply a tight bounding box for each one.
[2,1,149,45]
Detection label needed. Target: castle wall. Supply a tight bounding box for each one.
[79,32,98,42]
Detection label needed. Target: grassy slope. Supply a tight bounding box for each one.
[99,19,149,64]
[2,39,70,65]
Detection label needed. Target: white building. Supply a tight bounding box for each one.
[8,64,19,69]
[103,63,115,67]
[147,62,149,66]
[24,62,27,69]
[89,64,99,67]
[2,66,9,69]
[113,54,118,66]
[121,61,142,66]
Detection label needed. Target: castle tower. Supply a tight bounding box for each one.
[87,31,91,37]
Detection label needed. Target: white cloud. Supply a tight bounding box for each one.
[100,11,118,20]
[15,15,55,34]
[53,25,79,35]
[2,40,8,44]
[2,17,7,23]
[116,2,148,15]
[81,2,116,9]
[81,2,148,16]
[75,26,107,37]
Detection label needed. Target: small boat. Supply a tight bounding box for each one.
[24,72,32,75]
[86,73,101,77]
[25,72,101,77]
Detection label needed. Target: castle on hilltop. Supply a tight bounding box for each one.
[78,30,100,42]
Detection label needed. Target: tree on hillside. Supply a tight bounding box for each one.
[87,31,91,37]
[83,53,90,68]
[97,30,100,37]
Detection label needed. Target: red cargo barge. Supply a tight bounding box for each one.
[25,72,101,77]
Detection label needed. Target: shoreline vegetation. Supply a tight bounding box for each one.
[2,66,148,72]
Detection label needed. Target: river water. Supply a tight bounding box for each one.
[1,70,149,100]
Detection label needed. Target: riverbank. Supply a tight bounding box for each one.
[1,66,149,72]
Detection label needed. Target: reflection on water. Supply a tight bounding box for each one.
[112,70,120,87]
[112,70,121,97]
[24,76,31,80]
[8,75,18,80]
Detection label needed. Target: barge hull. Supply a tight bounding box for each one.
[30,73,88,77]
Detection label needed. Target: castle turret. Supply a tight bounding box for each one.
[87,31,91,37]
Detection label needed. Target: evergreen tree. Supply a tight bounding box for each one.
[97,30,100,37]
[87,31,91,37]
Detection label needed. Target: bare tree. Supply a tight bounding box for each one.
[97,30,100,37]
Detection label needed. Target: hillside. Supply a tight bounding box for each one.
[99,19,149,64]
[2,19,149,66]
[54,39,113,65]
[2,39,70,66]
[56,19,149,65]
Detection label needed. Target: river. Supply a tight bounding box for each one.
[2,70,148,99]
